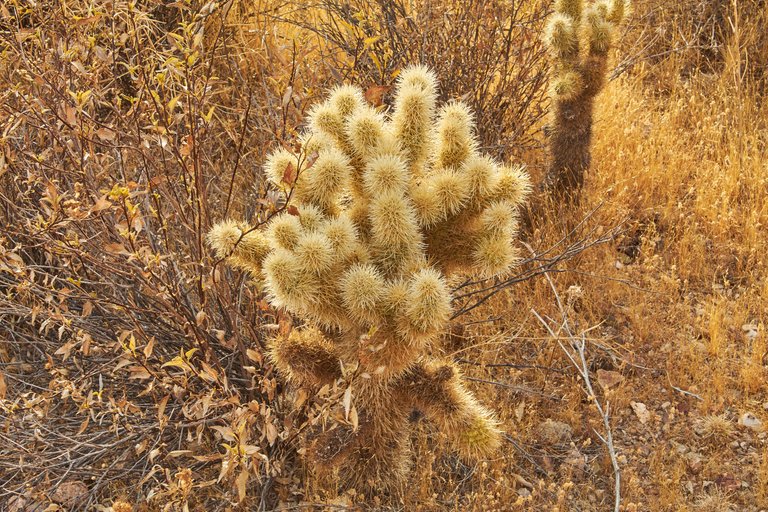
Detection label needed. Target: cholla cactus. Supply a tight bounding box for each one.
[207,66,530,488]
[543,0,629,197]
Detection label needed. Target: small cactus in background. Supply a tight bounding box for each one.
[543,0,629,198]
[208,66,530,489]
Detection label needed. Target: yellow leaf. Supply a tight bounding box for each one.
[167,95,181,113]
[202,106,215,123]
[161,356,186,370]
[363,35,381,49]
[236,469,248,503]
[144,336,155,358]
[128,334,136,355]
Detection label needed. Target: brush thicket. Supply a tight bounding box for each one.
[543,0,629,198]
[208,65,530,489]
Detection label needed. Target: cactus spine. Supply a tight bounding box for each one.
[208,66,530,489]
[543,0,629,198]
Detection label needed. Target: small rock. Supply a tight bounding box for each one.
[52,480,88,508]
[536,419,572,445]
[684,451,703,474]
[739,412,764,432]
[671,441,689,454]
[563,446,587,473]
[517,488,531,498]
[714,473,740,491]
[631,401,651,424]
[742,323,759,341]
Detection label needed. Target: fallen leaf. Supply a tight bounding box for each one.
[597,369,625,390]
[95,127,116,141]
[364,85,390,107]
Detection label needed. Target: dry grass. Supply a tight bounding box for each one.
[1,0,767,510]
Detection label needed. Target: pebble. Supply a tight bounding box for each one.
[739,412,763,431]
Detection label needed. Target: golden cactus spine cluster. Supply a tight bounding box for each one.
[207,65,531,489]
[543,0,629,197]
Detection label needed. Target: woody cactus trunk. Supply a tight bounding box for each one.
[543,0,628,198]
[207,66,530,489]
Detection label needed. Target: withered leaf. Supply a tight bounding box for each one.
[304,151,319,169]
[597,369,624,390]
[236,469,248,503]
[282,161,297,186]
[364,85,390,107]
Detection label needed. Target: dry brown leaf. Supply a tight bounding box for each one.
[597,369,624,390]
[282,162,297,185]
[364,85,390,107]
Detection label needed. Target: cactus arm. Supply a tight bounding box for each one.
[393,362,502,458]
[543,0,630,198]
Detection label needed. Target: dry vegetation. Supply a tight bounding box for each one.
[1,0,766,511]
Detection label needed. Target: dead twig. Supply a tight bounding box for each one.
[530,246,622,512]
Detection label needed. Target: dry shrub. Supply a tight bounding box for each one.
[284,0,550,160]
[620,0,768,92]
[0,0,553,508]
[0,0,318,508]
